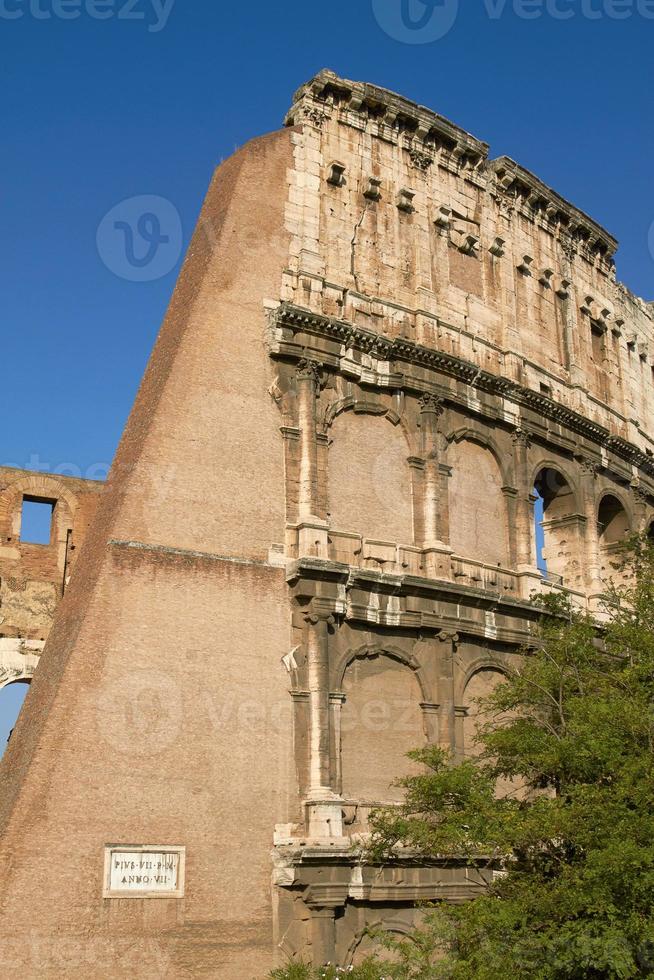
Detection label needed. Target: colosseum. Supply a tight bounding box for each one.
[0,70,652,977]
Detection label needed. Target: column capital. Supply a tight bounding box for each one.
[511,428,532,450]
[575,454,600,478]
[420,393,445,418]
[630,483,650,507]
[304,606,336,628]
[296,358,323,386]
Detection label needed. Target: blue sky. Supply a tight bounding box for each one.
[0,0,651,740]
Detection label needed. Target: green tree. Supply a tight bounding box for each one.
[273,542,654,979]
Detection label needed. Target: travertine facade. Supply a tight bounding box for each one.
[0,71,652,976]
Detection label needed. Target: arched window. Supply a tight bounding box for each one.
[463,667,519,800]
[598,495,630,544]
[533,468,576,584]
[328,412,413,544]
[448,440,509,566]
[597,495,631,588]
[462,668,507,760]
[340,654,424,804]
[0,680,30,756]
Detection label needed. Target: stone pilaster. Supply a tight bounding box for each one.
[512,429,542,598]
[419,395,452,578]
[296,360,328,558]
[630,485,651,534]
[578,456,602,596]
[434,630,458,754]
[308,905,337,965]
[304,608,343,839]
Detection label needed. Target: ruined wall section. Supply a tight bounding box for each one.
[283,71,654,454]
[0,468,103,687]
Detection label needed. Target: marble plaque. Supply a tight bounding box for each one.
[103,845,185,898]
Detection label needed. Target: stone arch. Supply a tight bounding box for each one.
[447,427,513,485]
[347,917,414,967]
[446,434,510,566]
[327,405,414,544]
[455,656,512,705]
[530,459,580,505]
[0,639,42,690]
[339,647,426,803]
[597,492,632,588]
[597,492,632,544]
[532,464,579,582]
[334,644,428,700]
[462,667,508,768]
[324,395,403,433]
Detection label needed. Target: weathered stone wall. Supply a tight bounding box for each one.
[270,71,654,965]
[0,467,103,688]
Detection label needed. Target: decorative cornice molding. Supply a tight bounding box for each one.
[285,70,488,172]
[271,302,654,481]
[489,157,617,264]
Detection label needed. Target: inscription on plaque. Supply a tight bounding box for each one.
[103,845,185,898]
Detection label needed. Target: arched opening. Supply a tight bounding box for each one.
[598,495,631,587]
[533,468,576,585]
[647,522,654,546]
[463,667,519,800]
[328,411,413,546]
[340,653,424,804]
[0,680,30,755]
[598,495,630,545]
[463,668,507,760]
[448,439,509,566]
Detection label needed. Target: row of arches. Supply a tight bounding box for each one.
[337,648,507,804]
[327,410,643,580]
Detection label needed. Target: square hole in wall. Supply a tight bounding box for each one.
[20,497,55,545]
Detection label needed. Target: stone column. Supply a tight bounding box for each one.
[578,457,602,596]
[304,609,343,839]
[420,395,452,578]
[296,360,328,558]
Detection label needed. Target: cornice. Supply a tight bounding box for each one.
[271,302,654,480]
[489,157,618,263]
[287,557,539,616]
[285,69,488,170]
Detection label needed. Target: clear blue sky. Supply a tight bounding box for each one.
[0,0,651,739]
